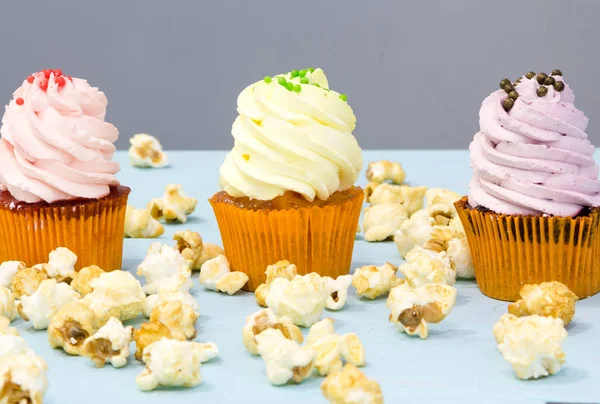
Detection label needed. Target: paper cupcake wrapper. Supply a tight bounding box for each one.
[455,197,600,301]
[0,187,130,272]
[210,191,364,292]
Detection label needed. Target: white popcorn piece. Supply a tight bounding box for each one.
[386,282,457,339]
[242,309,304,355]
[321,364,383,404]
[364,182,380,203]
[84,270,146,322]
[148,184,197,223]
[132,321,178,361]
[0,261,25,289]
[128,133,168,168]
[323,275,352,311]
[400,246,456,288]
[0,286,17,321]
[198,243,225,267]
[136,339,210,391]
[307,333,343,376]
[46,247,78,280]
[10,267,48,300]
[82,317,133,368]
[425,188,461,210]
[143,290,199,318]
[255,261,298,307]
[266,273,328,327]
[0,350,48,404]
[352,263,398,300]
[195,342,220,363]
[394,210,436,257]
[340,333,366,368]
[137,243,192,294]
[508,281,578,326]
[256,328,316,385]
[150,300,199,340]
[199,255,248,295]
[0,316,19,336]
[124,205,165,239]
[0,335,29,359]
[19,279,80,330]
[90,270,146,302]
[216,272,249,295]
[368,184,427,216]
[446,238,475,279]
[493,314,567,380]
[307,318,336,345]
[70,265,105,296]
[362,203,409,242]
[48,300,99,355]
[173,230,204,270]
[366,160,406,185]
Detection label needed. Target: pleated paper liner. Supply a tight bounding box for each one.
[0,186,130,272]
[210,188,364,292]
[455,197,600,301]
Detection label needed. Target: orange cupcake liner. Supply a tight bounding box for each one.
[210,190,364,292]
[0,186,130,272]
[455,197,600,301]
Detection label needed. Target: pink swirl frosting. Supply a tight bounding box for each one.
[469,75,600,216]
[0,71,120,203]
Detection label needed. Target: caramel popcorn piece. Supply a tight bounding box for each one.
[340,333,366,368]
[148,184,197,223]
[199,255,248,295]
[386,282,457,339]
[242,308,303,355]
[0,350,48,404]
[369,184,427,216]
[508,282,578,326]
[400,246,456,287]
[11,267,48,299]
[256,328,316,385]
[321,364,383,404]
[362,203,409,242]
[137,243,192,294]
[70,265,105,297]
[266,273,327,327]
[19,279,80,330]
[132,321,177,361]
[129,133,168,168]
[493,314,567,380]
[0,286,17,321]
[198,243,224,267]
[0,261,25,289]
[0,316,19,336]
[216,272,249,295]
[394,210,436,257]
[352,263,398,300]
[82,317,133,368]
[323,275,352,311]
[150,300,199,340]
[307,333,343,376]
[143,290,199,318]
[48,300,99,355]
[124,205,165,239]
[366,160,405,185]
[173,230,204,270]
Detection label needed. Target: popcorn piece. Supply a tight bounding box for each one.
[143,290,199,317]
[132,321,177,361]
[256,328,316,385]
[446,238,475,279]
[366,160,406,184]
[493,314,567,380]
[137,243,192,294]
[369,184,427,216]
[216,272,249,295]
[195,342,220,363]
[386,282,457,339]
[11,267,48,299]
[0,316,19,336]
[364,182,380,203]
[362,204,409,242]
[321,364,383,404]
[323,275,352,311]
[82,317,133,368]
[150,300,199,340]
[394,210,435,257]
[266,273,328,327]
[425,188,461,209]
[307,318,336,345]
[307,333,343,376]
[400,246,456,287]
[46,247,78,281]
[0,261,25,288]
[0,335,29,360]
[199,255,248,295]
[48,300,99,355]
[242,308,303,355]
[136,339,207,391]
[124,205,165,239]
[255,284,269,307]
[198,243,224,267]
[148,184,197,223]
[508,282,579,326]
[84,270,147,322]
[0,286,17,321]
[70,265,105,297]
[173,230,204,270]
[0,351,48,404]
[128,133,168,168]
[340,333,366,368]
[90,270,146,302]
[19,279,80,330]
[255,261,299,307]
[352,263,398,300]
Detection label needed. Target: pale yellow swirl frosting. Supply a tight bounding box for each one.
[219,69,363,201]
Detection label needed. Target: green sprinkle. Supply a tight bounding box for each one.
[293,84,301,92]
[290,70,299,78]
[339,94,347,102]
[308,67,315,73]
[278,77,287,86]
[312,83,321,88]
[264,76,272,83]
[285,82,294,91]
[299,69,307,78]
[300,77,309,84]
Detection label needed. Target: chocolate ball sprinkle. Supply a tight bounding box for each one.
[503,84,515,94]
[503,98,515,111]
[508,91,519,100]
[544,76,556,85]
[551,69,563,76]
[536,73,548,84]
[526,71,536,79]
[537,86,548,97]
[500,78,511,89]
[554,81,565,92]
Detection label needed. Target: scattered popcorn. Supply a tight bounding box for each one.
[198,243,225,267]
[255,261,298,307]
[0,286,17,321]
[128,133,168,168]
[256,328,316,385]
[399,246,456,287]
[386,282,457,339]
[148,184,197,223]
[493,314,567,380]
[266,273,327,327]
[242,308,303,355]
[446,238,475,279]
[307,318,336,345]
[173,230,204,270]
[0,335,29,359]
[340,333,366,368]
[0,261,25,288]
[352,263,398,299]
[199,254,248,295]
[362,203,409,242]
[143,290,199,318]
[424,188,461,210]
[90,270,146,303]
[307,333,343,376]
[426,201,456,227]
[0,350,48,404]
[508,282,578,326]
[369,184,427,216]
[82,317,133,368]
[136,339,212,391]
[45,247,78,281]
[321,364,383,404]
[323,275,352,311]
[19,279,80,330]
[48,300,99,355]
[132,321,176,361]
[0,316,19,336]
[364,182,380,203]
[124,205,165,239]
[11,266,48,299]
[150,300,199,340]
[137,243,192,294]
[394,210,435,257]
[70,265,105,296]
[194,342,220,363]
[216,272,249,295]
[366,160,406,185]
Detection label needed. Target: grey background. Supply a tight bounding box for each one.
[1,0,599,150]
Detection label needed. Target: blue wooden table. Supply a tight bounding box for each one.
[13,151,600,404]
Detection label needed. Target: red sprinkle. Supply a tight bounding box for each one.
[53,69,63,77]
[15,98,24,106]
[56,76,66,87]
[39,79,48,91]
[66,76,72,82]
[42,69,51,79]
[26,76,34,84]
